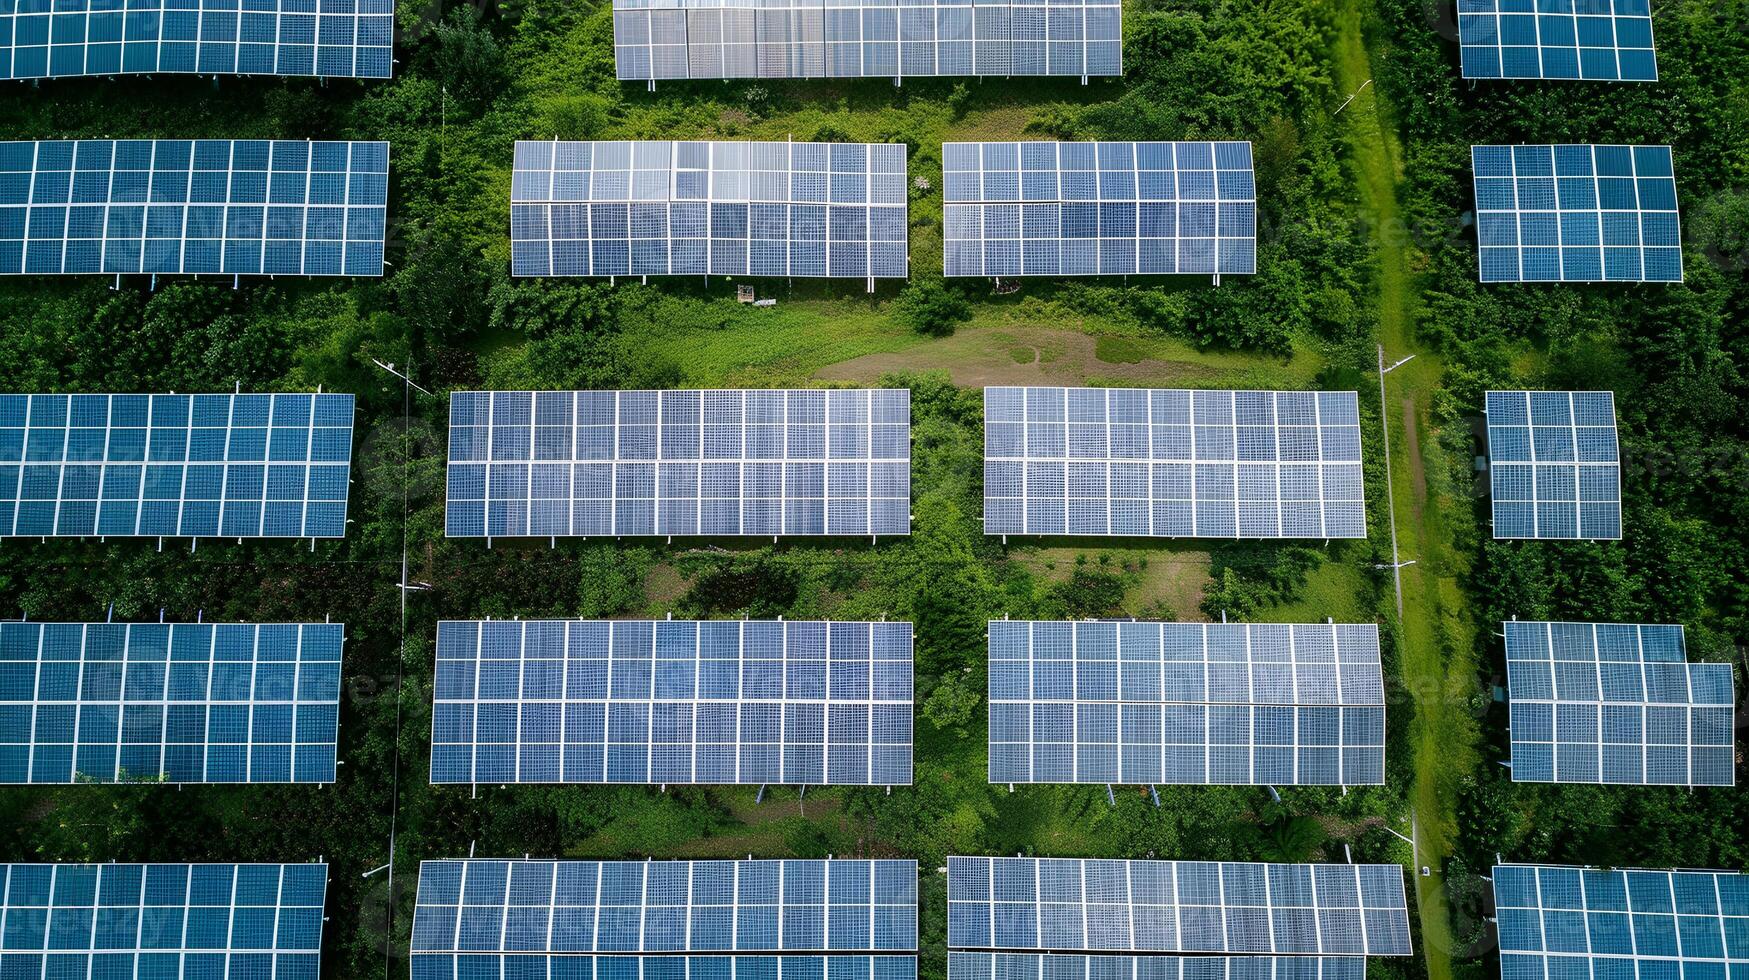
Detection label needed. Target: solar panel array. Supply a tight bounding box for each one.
[0,393,355,539]
[942,142,1256,279]
[983,388,1366,539]
[987,621,1385,787]
[0,0,394,81]
[510,141,907,282]
[949,954,1367,980]
[1503,621,1734,786]
[1485,390,1621,540]
[410,859,919,980]
[1472,145,1681,284]
[1493,864,1749,980]
[611,0,1121,81]
[0,862,327,980]
[446,389,911,539]
[0,621,344,785]
[1456,0,1656,81]
[0,139,389,278]
[431,619,913,786]
[946,858,1412,955]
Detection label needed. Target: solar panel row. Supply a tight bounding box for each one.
[0,140,389,278]
[1503,621,1734,787]
[1485,390,1621,540]
[987,621,1386,786]
[948,954,1368,980]
[431,619,913,786]
[411,860,920,954]
[413,955,921,980]
[611,0,1121,81]
[0,862,327,980]
[943,141,1256,279]
[0,392,355,539]
[1456,0,1656,81]
[0,621,344,785]
[983,387,1366,539]
[510,141,907,283]
[445,389,912,539]
[0,0,395,81]
[1493,864,1749,978]
[1472,145,1681,284]
[947,859,1412,956]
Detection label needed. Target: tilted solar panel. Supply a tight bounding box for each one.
[1485,390,1621,540]
[987,621,1385,786]
[946,858,1412,956]
[0,393,355,539]
[510,140,907,286]
[410,859,919,955]
[1472,145,1681,284]
[1457,0,1656,81]
[983,388,1366,539]
[949,954,1368,980]
[0,621,344,785]
[0,0,394,81]
[431,619,913,786]
[943,142,1256,279]
[0,140,389,277]
[1503,621,1734,786]
[1493,864,1749,980]
[446,389,911,539]
[0,862,327,980]
[611,0,1120,81]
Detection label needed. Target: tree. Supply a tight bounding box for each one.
[922,672,981,737]
[894,278,972,337]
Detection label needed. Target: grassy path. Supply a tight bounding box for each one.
[1331,3,1481,978]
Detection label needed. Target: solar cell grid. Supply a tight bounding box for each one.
[510,140,908,285]
[0,621,344,785]
[413,955,921,980]
[1485,390,1621,540]
[1457,0,1656,81]
[430,619,913,786]
[446,389,912,539]
[1503,621,1734,786]
[942,142,1256,279]
[0,0,395,81]
[1472,145,1681,284]
[0,140,389,278]
[948,953,1368,980]
[611,0,1121,81]
[0,862,327,980]
[983,388,1366,539]
[1492,864,1749,980]
[0,392,355,539]
[945,858,1412,956]
[987,621,1385,786]
[410,860,919,955]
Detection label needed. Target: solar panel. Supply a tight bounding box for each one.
[1485,390,1621,540]
[431,619,913,786]
[0,621,344,785]
[510,140,908,287]
[1456,0,1656,81]
[0,140,390,277]
[942,142,1256,279]
[987,621,1385,786]
[409,859,919,979]
[1493,863,1749,980]
[949,953,1368,980]
[611,0,1121,81]
[446,389,911,539]
[945,858,1412,956]
[0,392,356,539]
[1472,145,1681,283]
[0,862,327,980]
[1503,621,1734,786]
[0,0,394,81]
[983,388,1366,539]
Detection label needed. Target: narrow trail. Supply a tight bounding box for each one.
[1331,3,1483,978]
